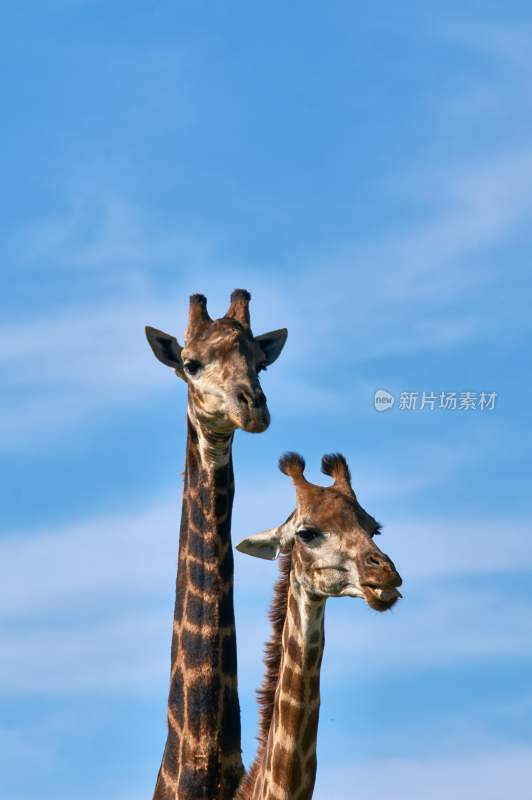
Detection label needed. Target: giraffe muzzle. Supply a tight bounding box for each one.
[233,388,270,432]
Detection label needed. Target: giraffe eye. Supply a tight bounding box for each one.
[297,528,321,543]
[184,360,202,376]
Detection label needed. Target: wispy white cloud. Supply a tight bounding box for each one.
[1,477,530,694]
[6,16,532,450]
[390,515,532,580]
[6,138,532,445]
[5,567,530,694]
[11,193,216,280]
[323,580,532,676]
[2,609,168,692]
[434,17,532,72]
[5,14,532,458]
[0,434,506,622]
[0,297,182,448]
[0,496,177,618]
[313,748,532,800]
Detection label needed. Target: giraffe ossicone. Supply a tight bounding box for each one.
[145,290,287,800]
[235,452,403,800]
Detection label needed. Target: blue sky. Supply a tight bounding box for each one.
[2,2,532,798]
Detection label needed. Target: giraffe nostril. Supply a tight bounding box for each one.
[366,553,383,568]
[237,391,250,407]
[237,388,267,411]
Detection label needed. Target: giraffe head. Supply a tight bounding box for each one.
[145,290,287,434]
[237,452,402,611]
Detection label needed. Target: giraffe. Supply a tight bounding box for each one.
[145,290,287,800]
[235,452,402,800]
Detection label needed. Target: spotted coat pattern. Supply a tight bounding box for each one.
[236,552,325,800]
[153,416,243,800]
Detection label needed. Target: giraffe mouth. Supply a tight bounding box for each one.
[241,417,270,433]
[236,408,271,433]
[361,583,402,611]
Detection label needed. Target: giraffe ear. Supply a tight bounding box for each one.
[255,329,288,367]
[236,528,281,561]
[145,326,184,373]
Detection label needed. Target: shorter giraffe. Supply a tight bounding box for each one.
[235,452,403,800]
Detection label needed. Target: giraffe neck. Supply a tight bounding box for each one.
[153,411,243,800]
[241,564,326,800]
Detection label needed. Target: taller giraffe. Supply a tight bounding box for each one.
[145,290,287,800]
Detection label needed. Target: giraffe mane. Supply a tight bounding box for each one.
[256,549,292,749]
[237,548,292,796]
